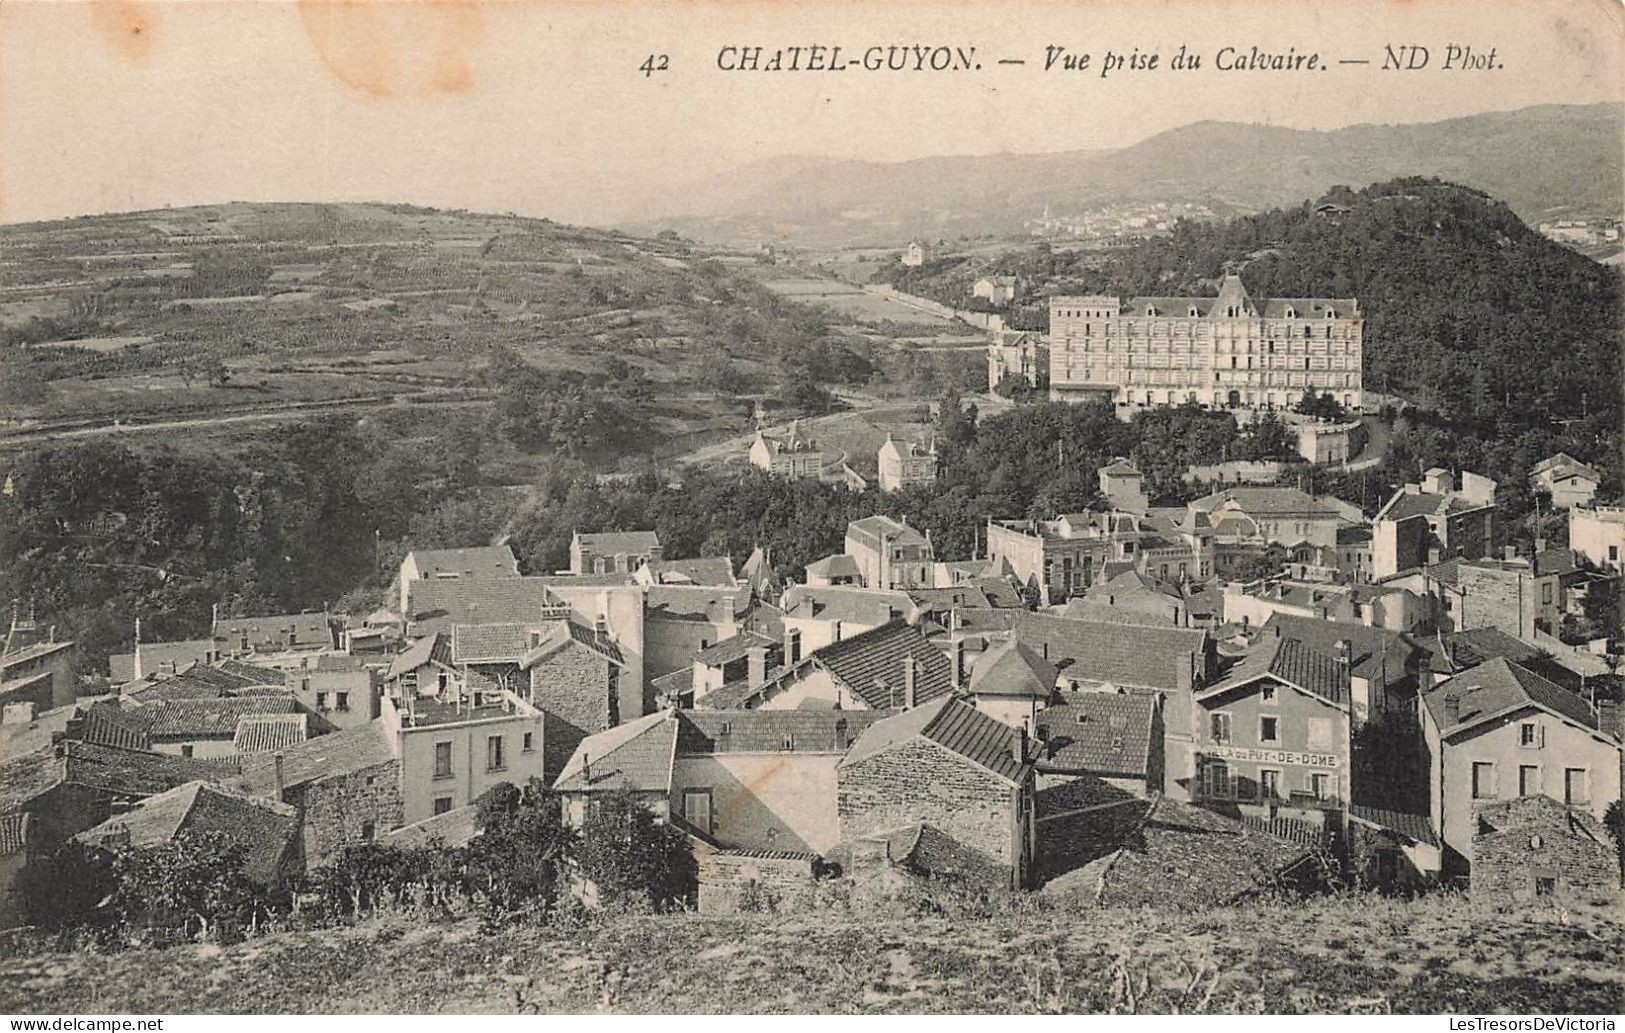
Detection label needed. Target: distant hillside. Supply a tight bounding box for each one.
[628,104,1622,247]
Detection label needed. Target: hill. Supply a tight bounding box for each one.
[2,893,1620,1013]
[626,103,1622,247]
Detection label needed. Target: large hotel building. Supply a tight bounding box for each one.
[1048,275,1363,414]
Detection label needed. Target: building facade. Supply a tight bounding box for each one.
[877,436,937,493]
[1048,276,1363,414]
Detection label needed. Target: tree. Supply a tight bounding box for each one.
[576,793,696,909]
[465,778,575,915]
[108,830,273,942]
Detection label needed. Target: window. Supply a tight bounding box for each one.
[1259,769,1281,800]
[181,744,194,758]
[1260,683,1277,704]
[487,734,506,772]
[1563,767,1589,806]
[682,789,714,833]
[1518,765,1540,797]
[1519,722,1541,748]
[1534,875,1556,897]
[1310,772,1331,800]
[522,732,534,753]
[1259,716,1280,744]
[336,692,349,713]
[433,796,453,816]
[1472,761,1496,800]
[300,677,311,692]
[1541,582,1553,605]
[1204,760,1231,798]
[434,741,453,779]
[1211,712,1232,745]
[316,692,328,711]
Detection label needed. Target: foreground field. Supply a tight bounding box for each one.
[3,892,1620,1014]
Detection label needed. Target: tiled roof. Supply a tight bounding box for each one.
[1263,614,1417,683]
[381,805,483,850]
[1,740,231,813]
[1191,487,1336,517]
[212,612,331,651]
[676,708,893,754]
[846,515,929,551]
[452,623,531,664]
[1060,599,1177,628]
[1040,795,1314,905]
[650,667,694,701]
[575,530,661,552]
[801,621,954,710]
[968,640,1057,699]
[954,610,1207,693]
[232,714,309,754]
[1473,794,1610,844]
[641,557,736,586]
[644,585,749,624]
[231,720,397,795]
[73,702,153,751]
[145,695,298,739]
[520,620,624,667]
[0,639,76,668]
[805,554,863,580]
[553,711,676,793]
[1378,490,1486,523]
[404,577,568,636]
[1204,635,1348,707]
[1422,627,1539,674]
[387,632,452,680]
[906,585,995,611]
[0,812,29,855]
[76,782,298,885]
[406,545,519,579]
[1100,459,1141,477]
[693,631,777,667]
[842,698,1025,783]
[780,585,917,626]
[126,640,218,680]
[1530,453,1602,482]
[1421,657,1602,736]
[1036,692,1156,778]
[1349,805,1439,847]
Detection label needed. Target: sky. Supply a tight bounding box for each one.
[1,0,1620,227]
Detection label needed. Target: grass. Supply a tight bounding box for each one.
[1,891,1619,1014]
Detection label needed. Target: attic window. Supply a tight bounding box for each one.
[1146,306,1155,316]
[719,721,731,736]
[1284,306,1297,319]
[1076,713,1090,725]
[1325,308,1336,319]
[1188,306,1199,317]
[781,734,795,751]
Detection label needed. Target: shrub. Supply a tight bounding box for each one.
[575,793,696,909]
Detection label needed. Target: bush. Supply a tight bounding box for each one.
[576,793,696,909]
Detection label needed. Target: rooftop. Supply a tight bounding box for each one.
[952,610,1208,693]
[1036,691,1157,779]
[231,720,397,795]
[232,713,309,755]
[1420,657,1602,737]
[574,529,661,553]
[841,697,1026,784]
[405,545,520,579]
[968,640,1057,699]
[143,695,299,739]
[554,710,677,794]
[76,781,298,885]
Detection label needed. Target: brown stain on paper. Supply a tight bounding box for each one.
[89,0,157,65]
[296,0,485,99]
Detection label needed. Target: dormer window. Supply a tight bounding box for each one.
[1146,306,1156,316]
[1188,306,1199,317]
[1325,308,1336,318]
[1284,306,1297,319]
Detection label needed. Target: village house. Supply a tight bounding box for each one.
[108,637,220,685]
[1191,632,1353,842]
[684,631,781,707]
[1569,505,1625,572]
[1294,418,1366,466]
[569,530,662,575]
[1098,459,1149,513]
[837,697,1037,888]
[971,275,1018,306]
[748,423,826,479]
[383,632,458,701]
[76,781,301,887]
[1467,795,1619,901]
[1450,549,1583,640]
[803,554,863,587]
[0,636,77,714]
[1529,453,1603,510]
[642,584,751,685]
[1259,613,1421,721]
[987,510,1211,606]
[964,639,1057,734]
[703,620,953,712]
[632,556,737,587]
[395,545,521,614]
[555,708,894,856]
[1190,486,1341,549]
[1223,578,1433,634]
[212,609,334,661]
[901,240,926,267]
[284,653,380,732]
[985,328,1047,393]
[142,695,302,760]
[1371,468,1498,580]
[877,435,937,494]
[381,689,546,824]
[778,584,919,656]
[1417,657,1621,883]
[1078,568,1195,627]
[1033,690,1163,808]
[844,515,935,591]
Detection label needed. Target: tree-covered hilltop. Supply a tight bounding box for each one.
[880,178,1622,478]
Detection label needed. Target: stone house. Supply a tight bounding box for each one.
[1033,691,1163,809]
[964,639,1057,734]
[212,610,334,659]
[1418,657,1621,883]
[877,436,937,494]
[1371,469,1498,580]
[285,654,380,733]
[395,544,520,614]
[971,275,1017,306]
[142,695,302,760]
[1189,486,1341,550]
[845,515,935,591]
[1529,453,1602,510]
[0,637,78,713]
[748,424,826,479]
[837,697,1037,888]
[642,585,749,687]
[1098,459,1149,514]
[75,781,300,887]
[1469,795,1619,900]
[701,620,953,712]
[569,530,663,575]
[382,690,547,825]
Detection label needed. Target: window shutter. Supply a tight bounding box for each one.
[1538,725,1546,749]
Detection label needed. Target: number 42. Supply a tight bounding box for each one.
[640,54,670,77]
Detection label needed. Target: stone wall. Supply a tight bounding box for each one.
[1471,803,1620,901]
[1458,565,1529,639]
[696,850,820,914]
[838,738,1016,867]
[530,645,613,782]
[293,758,405,869]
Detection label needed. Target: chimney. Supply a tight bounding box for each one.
[903,656,917,709]
[134,616,142,645]
[1504,544,1518,562]
[272,752,286,802]
[596,590,611,635]
[211,603,219,630]
[951,638,965,690]
[746,645,768,686]
[832,619,843,642]
[582,752,592,786]
[1013,725,1028,766]
[1444,694,1460,724]
[1427,547,1441,565]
